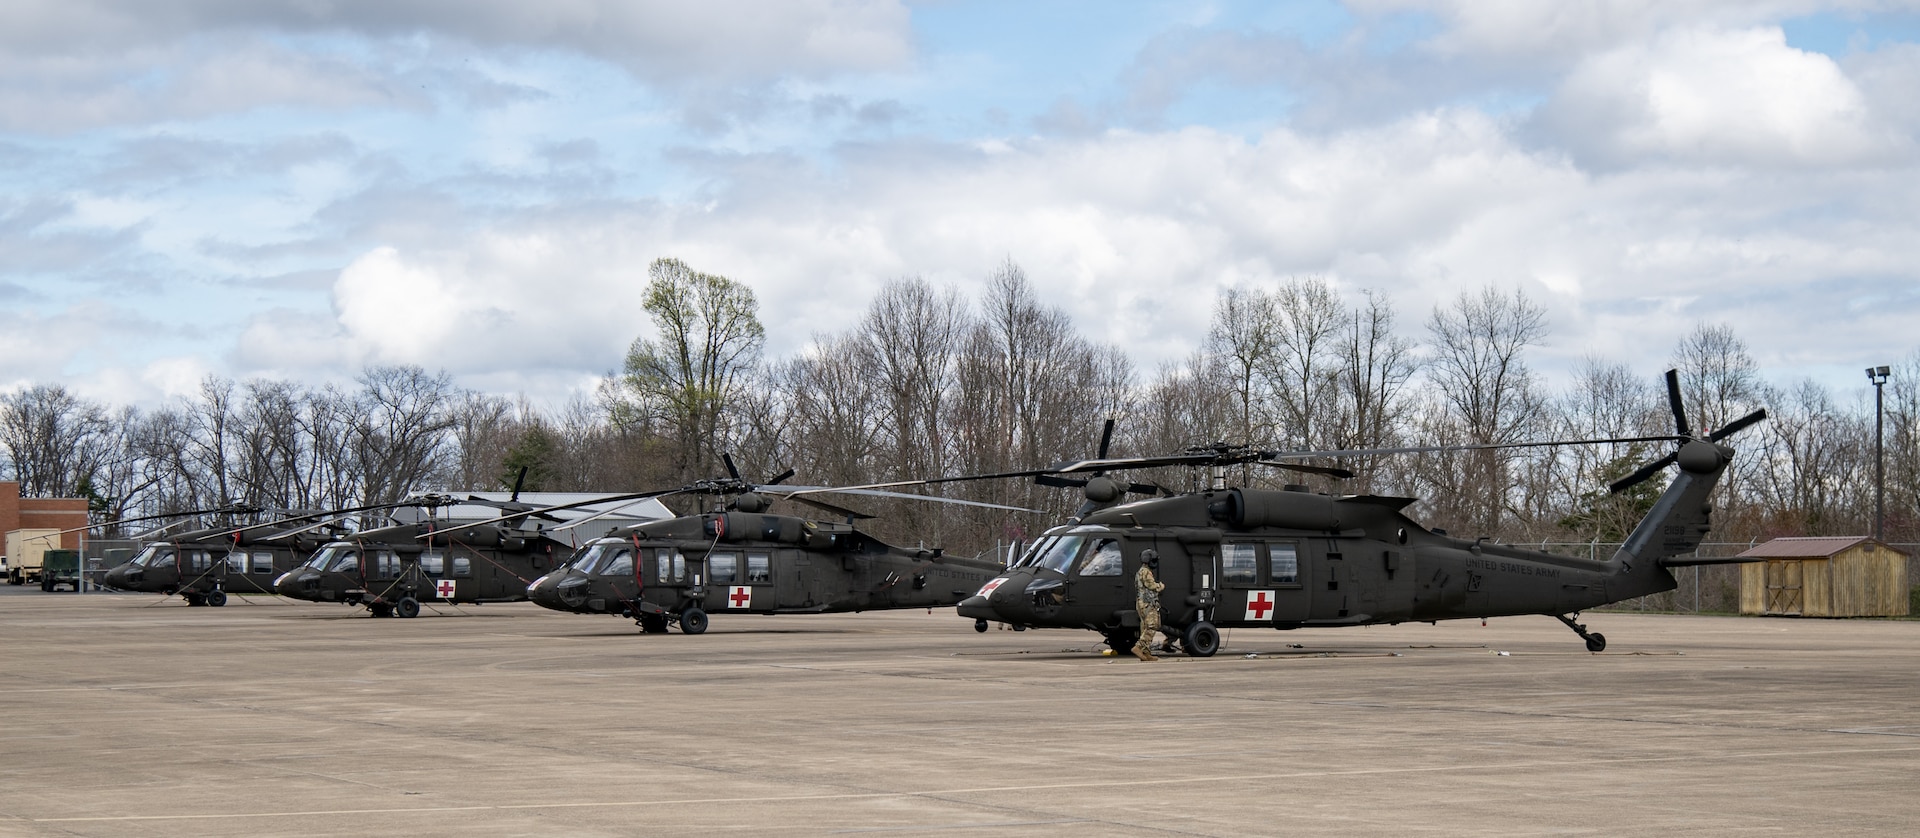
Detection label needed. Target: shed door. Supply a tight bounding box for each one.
[1765,560,1803,615]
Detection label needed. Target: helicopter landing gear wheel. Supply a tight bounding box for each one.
[1556,613,1606,653]
[638,613,670,634]
[204,589,227,607]
[974,619,989,633]
[679,607,709,635]
[395,596,420,619]
[1182,621,1221,657]
[1103,629,1139,655]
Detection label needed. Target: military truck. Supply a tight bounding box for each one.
[5,528,62,586]
[40,549,82,592]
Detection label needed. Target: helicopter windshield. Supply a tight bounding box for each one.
[130,546,173,567]
[304,546,358,573]
[1033,535,1089,574]
[568,543,612,576]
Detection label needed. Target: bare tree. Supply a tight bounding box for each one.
[353,365,455,507]
[1422,286,1549,535]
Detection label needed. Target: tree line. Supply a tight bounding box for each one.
[6,257,1917,573]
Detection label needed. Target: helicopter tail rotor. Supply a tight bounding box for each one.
[1608,369,1767,495]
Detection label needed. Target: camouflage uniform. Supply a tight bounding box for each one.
[1133,561,1164,661]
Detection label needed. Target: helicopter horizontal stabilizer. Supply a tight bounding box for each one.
[1660,554,1765,567]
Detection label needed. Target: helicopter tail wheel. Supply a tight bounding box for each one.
[680,607,709,635]
[1181,621,1221,657]
[1555,614,1606,653]
[204,589,227,608]
[974,619,989,633]
[395,596,420,619]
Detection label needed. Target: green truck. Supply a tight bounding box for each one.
[40,549,82,592]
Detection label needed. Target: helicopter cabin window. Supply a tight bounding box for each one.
[224,552,246,574]
[657,550,687,584]
[709,552,739,584]
[451,556,472,577]
[1269,543,1299,585]
[1222,543,1260,584]
[372,550,402,578]
[1076,539,1123,577]
[252,552,273,574]
[601,548,634,577]
[746,552,772,583]
[420,551,445,576]
[187,551,212,572]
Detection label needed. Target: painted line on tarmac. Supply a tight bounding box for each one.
[35,742,1920,824]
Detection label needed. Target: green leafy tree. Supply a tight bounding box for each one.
[613,258,765,483]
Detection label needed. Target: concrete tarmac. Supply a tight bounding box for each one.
[2,588,1918,837]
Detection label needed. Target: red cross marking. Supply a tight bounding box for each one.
[435,579,457,599]
[729,585,752,609]
[1247,590,1275,620]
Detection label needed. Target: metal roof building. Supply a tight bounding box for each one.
[1738,536,1910,617]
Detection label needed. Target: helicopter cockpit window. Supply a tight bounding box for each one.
[569,544,609,576]
[420,551,445,576]
[709,552,739,584]
[746,552,771,583]
[327,549,359,574]
[1270,543,1299,585]
[131,546,173,567]
[1033,535,1088,574]
[601,548,634,577]
[1076,539,1123,577]
[1222,543,1259,584]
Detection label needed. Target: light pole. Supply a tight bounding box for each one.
[1867,365,1891,541]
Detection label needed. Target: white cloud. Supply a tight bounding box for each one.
[0,0,913,83]
[1537,25,1906,167]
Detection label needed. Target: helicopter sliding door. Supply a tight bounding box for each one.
[1218,540,1309,626]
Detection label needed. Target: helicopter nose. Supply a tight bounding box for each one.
[274,571,318,598]
[526,573,576,611]
[956,573,1025,622]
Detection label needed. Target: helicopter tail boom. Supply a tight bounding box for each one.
[1606,439,1731,599]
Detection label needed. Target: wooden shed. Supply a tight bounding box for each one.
[1738,537,1911,617]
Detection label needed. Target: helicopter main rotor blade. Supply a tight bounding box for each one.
[1096,418,1115,460]
[451,487,695,533]
[762,486,1046,514]
[1275,434,1682,460]
[1257,461,1355,479]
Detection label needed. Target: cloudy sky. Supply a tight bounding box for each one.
[4,0,1919,409]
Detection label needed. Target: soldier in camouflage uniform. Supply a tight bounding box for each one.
[1133,550,1164,661]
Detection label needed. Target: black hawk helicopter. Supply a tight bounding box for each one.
[459,458,1029,634]
[270,489,612,618]
[92,503,350,606]
[933,370,1766,656]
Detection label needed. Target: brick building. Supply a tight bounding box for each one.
[2,481,90,550]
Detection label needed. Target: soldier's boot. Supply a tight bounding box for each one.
[1133,644,1158,661]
